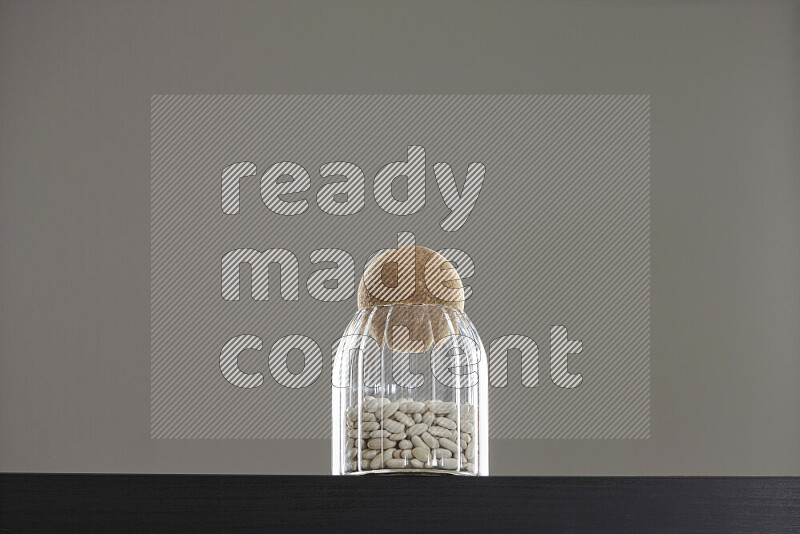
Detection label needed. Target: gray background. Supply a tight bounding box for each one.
[1,0,798,474]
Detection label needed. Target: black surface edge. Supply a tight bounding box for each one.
[2,474,799,533]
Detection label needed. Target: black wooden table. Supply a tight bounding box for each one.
[2,474,798,532]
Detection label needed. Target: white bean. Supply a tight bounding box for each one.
[427,426,451,438]
[428,401,456,414]
[439,458,459,470]
[369,452,386,469]
[412,447,430,462]
[421,432,439,449]
[381,402,400,419]
[439,437,459,455]
[400,401,425,413]
[465,440,476,461]
[367,438,395,450]
[410,436,428,451]
[435,417,457,430]
[393,412,414,427]
[363,398,379,413]
[432,448,453,459]
[406,423,428,436]
[381,419,404,434]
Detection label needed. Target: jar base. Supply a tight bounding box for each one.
[345,468,477,476]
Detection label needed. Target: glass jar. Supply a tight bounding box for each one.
[332,303,488,475]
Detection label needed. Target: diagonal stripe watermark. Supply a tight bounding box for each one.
[151,95,650,440]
